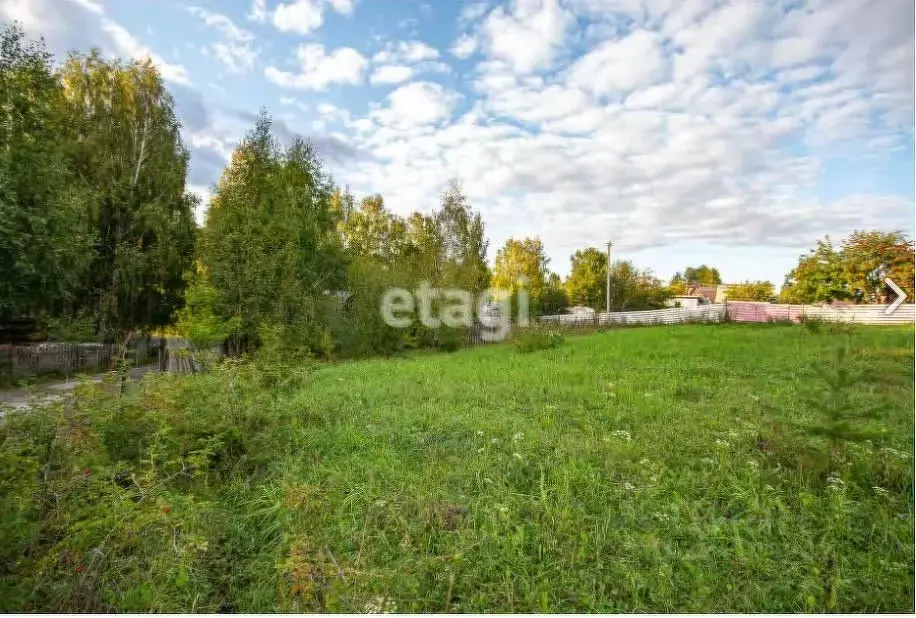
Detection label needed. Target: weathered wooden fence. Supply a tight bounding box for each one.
[0,338,162,382]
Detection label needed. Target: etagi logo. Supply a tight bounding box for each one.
[380,279,530,342]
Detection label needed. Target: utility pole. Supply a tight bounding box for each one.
[605,240,613,315]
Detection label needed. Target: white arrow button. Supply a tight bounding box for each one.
[885,278,907,315]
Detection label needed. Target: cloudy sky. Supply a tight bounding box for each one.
[2,0,914,286]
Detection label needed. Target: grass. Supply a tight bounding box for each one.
[0,323,913,611]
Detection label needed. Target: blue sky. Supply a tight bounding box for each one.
[3,0,914,286]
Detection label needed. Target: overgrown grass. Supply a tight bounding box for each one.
[0,324,913,611]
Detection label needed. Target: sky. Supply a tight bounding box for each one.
[2,0,914,287]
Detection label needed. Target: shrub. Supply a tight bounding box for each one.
[514,328,564,353]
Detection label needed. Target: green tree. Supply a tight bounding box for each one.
[565,247,607,309]
[492,237,549,302]
[668,272,688,295]
[198,111,344,356]
[607,261,670,311]
[683,265,722,285]
[841,230,914,303]
[724,281,776,302]
[435,180,490,297]
[0,25,93,323]
[59,51,196,340]
[780,237,851,304]
[540,272,569,315]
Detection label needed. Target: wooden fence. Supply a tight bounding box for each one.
[0,338,162,382]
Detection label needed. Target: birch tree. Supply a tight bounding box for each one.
[58,51,196,340]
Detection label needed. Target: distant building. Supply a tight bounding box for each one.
[688,284,732,303]
[666,295,710,309]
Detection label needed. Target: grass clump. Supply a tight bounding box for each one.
[0,324,913,612]
[513,328,565,353]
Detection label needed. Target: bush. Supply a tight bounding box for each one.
[514,328,564,353]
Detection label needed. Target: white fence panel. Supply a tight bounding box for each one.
[540,305,726,326]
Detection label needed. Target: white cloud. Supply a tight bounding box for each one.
[370,81,461,128]
[568,29,667,95]
[451,33,477,59]
[370,64,414,85]
[248,0,267,22]
[98,14,191,84]
[265,43,367,89]
[188,6,259,73]
[482,0,573,73]
[269,0,354,35]
[372,40,439,64]
[329,0,913,277]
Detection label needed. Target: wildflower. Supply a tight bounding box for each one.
[622,481,636,492]
[639,458,650,466]
[161,505,171,514]
[746,460,759,469]
[512,432,524,442]
[610,430,632,442]
[76,565,84,574]
[490,437,498,444]
[512,452,523,460]
[477,447,484,453]
[476,430,484,437]
[715,439,729,447]
[827,473,845,491]
[83,468,92,477]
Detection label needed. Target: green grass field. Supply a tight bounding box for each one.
[1,324,913,612]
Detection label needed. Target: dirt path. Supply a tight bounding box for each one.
[0,365,159,413]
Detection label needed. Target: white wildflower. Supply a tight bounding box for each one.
[476,430,484,437]
[490,437,498,444]
[512,452,523,460]
[611,430,632,442]
[622,481,636,492]
[715,439,729,447]
[827,473,845,491]
[512,432,524,442]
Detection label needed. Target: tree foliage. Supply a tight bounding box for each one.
[780,231,914,304]
[0,25,93,321]
[565,247,607,310]
[492,237,549,301]
[196,111,344,357]
[682,265,722,285]
[724,281,776,302]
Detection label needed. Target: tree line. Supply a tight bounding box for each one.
[2,25,912,355]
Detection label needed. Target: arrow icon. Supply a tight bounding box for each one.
[885,278,907,315]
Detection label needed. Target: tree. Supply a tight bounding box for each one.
[780,238,849,304]
[0,25,93,323]
[491,237,549,303]
[58,50,196,340]
[841,230,914,303]
[339,194,408,263]
[683,265,722,285]
[607,261,670,311]
[198,111,344,356]
[668,272,688,295]
[540,272,568,315]
[565,247,607,309]
[435,180,490,297]
[724,281,775,302]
